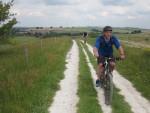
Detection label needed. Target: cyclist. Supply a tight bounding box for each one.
[93,26,125,87]
[83,32,88,44]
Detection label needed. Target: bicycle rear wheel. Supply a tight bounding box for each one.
[104,73,113,105]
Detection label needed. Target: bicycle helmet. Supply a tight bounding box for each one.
[103,26,112,32]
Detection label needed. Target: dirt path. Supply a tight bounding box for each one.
[85,42,150,113]
[113,71,150,113]
[80,43,112,113]
[48,40,79,113]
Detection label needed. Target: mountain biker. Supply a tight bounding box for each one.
[83,32,88,44]
[93,26,125,87]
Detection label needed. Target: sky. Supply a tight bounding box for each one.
[2,0,150,28]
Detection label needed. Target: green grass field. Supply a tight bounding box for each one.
[0,33,149,113]
[117,33,150,45]
[0,36,72,113]
[116,46,150,100]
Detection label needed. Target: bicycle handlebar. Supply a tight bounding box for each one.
[114,57,122,61]
[100,57,122,61]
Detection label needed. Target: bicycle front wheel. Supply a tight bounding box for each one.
[104,73,113,105]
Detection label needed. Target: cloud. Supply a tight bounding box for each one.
[5,0,150,28]
[127,15,137,19]
[87,14,97,20]
[100,0,133,6]
[100,11,109,17]
[13,0,80,6]
[44,0,69,5]
[44,0,80,5]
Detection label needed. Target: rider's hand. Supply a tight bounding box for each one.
[93,47,99,58]
[120,54,125,60]
[94,53,99,58]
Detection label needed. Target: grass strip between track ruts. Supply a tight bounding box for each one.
[81,41,133,113]
[77,40,103,113]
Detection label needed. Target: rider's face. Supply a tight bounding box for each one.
[103,31,112,39]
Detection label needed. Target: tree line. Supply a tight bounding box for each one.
[0,0,17,40]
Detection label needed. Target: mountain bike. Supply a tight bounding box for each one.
[100,57,121,105]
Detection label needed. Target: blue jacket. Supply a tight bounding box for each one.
[94,35,121,57]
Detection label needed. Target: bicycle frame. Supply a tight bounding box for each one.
[103,57,113,76]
